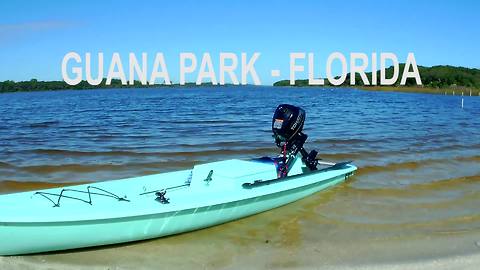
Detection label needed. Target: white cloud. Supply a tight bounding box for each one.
[0,21,72,42]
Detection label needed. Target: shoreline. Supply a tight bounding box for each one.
[356,85,480,96]
[0,83,480,96]
[2,84,479,97]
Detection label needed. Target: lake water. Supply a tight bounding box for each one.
[1,87,480,269]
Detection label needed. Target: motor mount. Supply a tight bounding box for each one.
[271,104,318,176]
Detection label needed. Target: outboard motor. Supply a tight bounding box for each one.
[272,104,319,177]
[272,104,305,146]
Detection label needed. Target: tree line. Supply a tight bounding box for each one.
[274,64,480,90]
[0,79,155,93]
[0,79,227,93]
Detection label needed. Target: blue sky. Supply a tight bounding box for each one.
[0,0,479,85]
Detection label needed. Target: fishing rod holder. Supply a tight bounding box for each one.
[155,190,170,204]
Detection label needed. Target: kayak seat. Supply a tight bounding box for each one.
[252,156,304,177]
[252,156,287,177]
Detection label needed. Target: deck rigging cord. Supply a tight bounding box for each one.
[138,171,196,204]
[34,186,129,207]
[138,183,190,196]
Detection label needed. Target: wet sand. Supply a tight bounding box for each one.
[2,239,480,270]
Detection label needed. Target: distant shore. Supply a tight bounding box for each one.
[1,80,479,97]
[273,64,480,96]
[357,85,480,96]
[0,79,232,94]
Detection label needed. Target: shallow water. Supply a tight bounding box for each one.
[1,87,480,268]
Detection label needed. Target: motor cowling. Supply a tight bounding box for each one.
[271,104,318,174]
[272,104,305,145]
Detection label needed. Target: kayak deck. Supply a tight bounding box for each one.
[0,158,356,255]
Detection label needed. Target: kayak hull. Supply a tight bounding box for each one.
[0,159,356,255]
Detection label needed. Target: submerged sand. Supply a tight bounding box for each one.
[1,184,479,269]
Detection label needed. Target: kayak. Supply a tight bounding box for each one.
[0,156,356,255]
[0,104,357,255]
